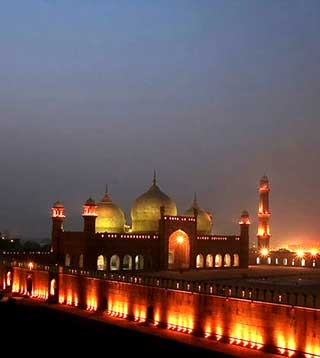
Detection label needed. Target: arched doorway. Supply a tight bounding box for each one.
[215,254,222,267]
[110,255,120,271]
[224,254,231,267]
[65,254,71,267]
[97,255,106,271]
[50,279,56,296]
[26,274,32,295]
[135,255,144,270]
[123,255,132,270]
[196,254,204,268]
[168,230,190,270]
[6,271,11,287]
[233,254,239,267]
[79,254,84,268]
[206,254,213,268]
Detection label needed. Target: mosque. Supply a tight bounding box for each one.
[51,173,250,272]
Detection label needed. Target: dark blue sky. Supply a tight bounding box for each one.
[1,0,320,247]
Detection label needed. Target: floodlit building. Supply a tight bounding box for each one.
[51,173,250,272]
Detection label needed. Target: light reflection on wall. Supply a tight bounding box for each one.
[107,299,128,318]
[5,266,320,358]
[133,305,146,322]
[229,323,263,350]
[11,267,48,299]
[85,278,98,311]
[166,292,194,334]
[305,344,320,358]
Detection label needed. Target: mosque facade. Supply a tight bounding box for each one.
[51,174,250,272]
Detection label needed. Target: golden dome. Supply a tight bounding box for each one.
[95,188,125,233]
[131,173,177,233]
[184,194,213,235]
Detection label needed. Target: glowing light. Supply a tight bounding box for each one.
[28,262,34,270]
[167,313,194,334]
[153,311,160,326]
[176,236,184,244]
[297,249,304,258]
[215,325,223,340]
[310,248,318,257]
[51,207,65,218]
[305,344,320,357]
[86,296,98,311]
[204,324,211,338]
[107,300,129,319]
[6,272,11,286]
[50,279,56,296]
[260,248,269,256]
[82,205,97,217]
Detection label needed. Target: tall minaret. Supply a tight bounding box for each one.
[257,175,271,251]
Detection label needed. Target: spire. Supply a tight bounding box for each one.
[101,184,111,203]
[193,192,198,206]
[153,169,157,186]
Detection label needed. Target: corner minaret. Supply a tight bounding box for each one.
[51,201,65,254]
[257,175,271,251]
[239,210,250,268]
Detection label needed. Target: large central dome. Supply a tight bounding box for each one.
[131,173,177,233]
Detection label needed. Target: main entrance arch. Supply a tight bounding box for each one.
[168,230,190,270]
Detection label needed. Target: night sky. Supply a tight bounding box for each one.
[1,1,320,247]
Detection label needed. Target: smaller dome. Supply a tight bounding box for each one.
[184,194,213,235]
[85,197,96,206]
[53,200,64,208]
[239,210,250,224]
[95,188,126,233]
[241,209,249,217]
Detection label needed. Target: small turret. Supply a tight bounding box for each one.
[82,197,97,234]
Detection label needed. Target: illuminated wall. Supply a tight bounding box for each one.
[58,274,320,356]
[3,265,320,357]
[11,267,49,299]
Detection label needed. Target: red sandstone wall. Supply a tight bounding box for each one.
[5,267,320,357]
[11,267,49,298]
[58,273,320,356]
[0,264,7,289]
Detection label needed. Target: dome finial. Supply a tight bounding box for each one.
[193,192,198,206]
[105,184,108,194]
[153,169,157,186]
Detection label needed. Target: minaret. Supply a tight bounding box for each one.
[257,175,271,251]
[82,197,97,234]
[51,201,65,254]
[239,210,250,268]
